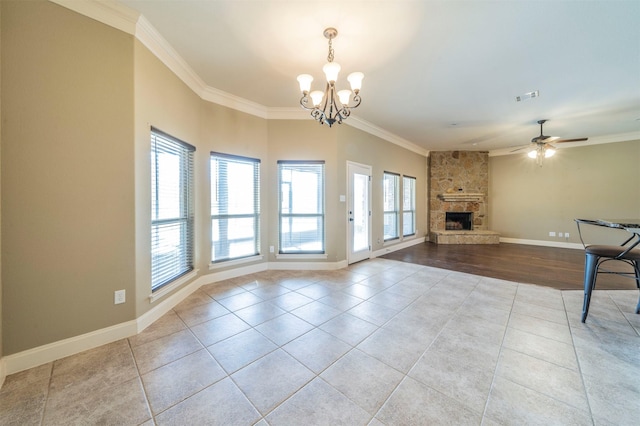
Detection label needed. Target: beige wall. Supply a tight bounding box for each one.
[1,0,135,354]
[0,0,3,363]
[489,139,640,245]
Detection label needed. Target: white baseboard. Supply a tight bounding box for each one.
[0,357,6,389]
[500,237,583,250]
[0,257,352,380]
[373,236,426,258]
[3,319,138,377]
[269,260,348,270]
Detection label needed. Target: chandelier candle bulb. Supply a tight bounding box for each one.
[323,62,341,83]
[310,91,324,107]
[338,90,352,105]
[296,27,363,127]
[297,74,313,94]
[347,72,364,93]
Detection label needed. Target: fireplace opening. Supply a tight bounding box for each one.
[446,212,473,230]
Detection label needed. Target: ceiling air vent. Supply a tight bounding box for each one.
[515,90,539,102]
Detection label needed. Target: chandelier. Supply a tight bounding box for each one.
[296,28,364,127]
[528,143,555,166]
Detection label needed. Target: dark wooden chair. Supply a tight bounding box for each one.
[575,219,640,322]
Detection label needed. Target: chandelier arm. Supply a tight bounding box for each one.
[310,108,325,123]
[348,93,361,109]
[299,95,315,111]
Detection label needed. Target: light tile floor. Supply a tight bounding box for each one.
[2,258,640,425]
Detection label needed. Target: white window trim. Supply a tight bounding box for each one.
[275,253,328,260]
[209,254,264,270]
[149,269,199,303]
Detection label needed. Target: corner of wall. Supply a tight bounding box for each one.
[0,0,5,387]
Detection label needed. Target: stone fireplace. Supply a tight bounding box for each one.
[428,151,499,244]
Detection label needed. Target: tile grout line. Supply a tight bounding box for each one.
[561,290,597,426]
[479,281,520,424]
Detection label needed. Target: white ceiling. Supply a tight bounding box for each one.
[118,0,640,153]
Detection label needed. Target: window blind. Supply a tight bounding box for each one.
[151,128,195,291]
[211,152,260,263]
[403,175,416,236]
[278,161,325,254]
[383,172,400,241]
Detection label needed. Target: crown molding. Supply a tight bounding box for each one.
[266,108,428,156]
[586,131,640,145]
[345,116,429,157]
[266,107,310,120]
[134,15,207,99]
[489,131,640,157]
[49,0,423,152]
[201,86,269,119]
[50,0,139,34]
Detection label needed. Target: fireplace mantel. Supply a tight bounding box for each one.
[437,192,484,202]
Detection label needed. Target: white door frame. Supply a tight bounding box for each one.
[347,161,372,264]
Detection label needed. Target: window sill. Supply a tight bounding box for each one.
[209,254,264,271]
[149,269,199,303]
[275,253,328,260]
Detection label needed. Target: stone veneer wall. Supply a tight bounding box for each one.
[429,151,489,233]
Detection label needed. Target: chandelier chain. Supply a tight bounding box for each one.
[327,37,334,63]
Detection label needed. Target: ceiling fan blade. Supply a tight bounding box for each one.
[554,137,589,143]
[532,135,555,143]
[510,145,531,153]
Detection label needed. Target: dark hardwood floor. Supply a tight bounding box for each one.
[381,242,638,291]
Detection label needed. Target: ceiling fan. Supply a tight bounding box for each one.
[512,119,588,166]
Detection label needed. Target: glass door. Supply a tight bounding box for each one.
[347,161,372,264]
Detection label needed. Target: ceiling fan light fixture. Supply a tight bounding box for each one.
[545,147,556,158]
[297,28,363,127]
[527,149,537,159]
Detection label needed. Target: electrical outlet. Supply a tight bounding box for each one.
[269,246,274,253]
[565,232,570,238]
[114,290,126,305]
[549,231,556,237]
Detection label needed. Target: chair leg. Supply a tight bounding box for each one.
[582,253,599,323]
[633,261,640,314]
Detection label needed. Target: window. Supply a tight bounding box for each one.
[151,128,195,291]
[383,172,400,241]
[403,175,416,236]
[278,161,325,253]
[211,153,260,263]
